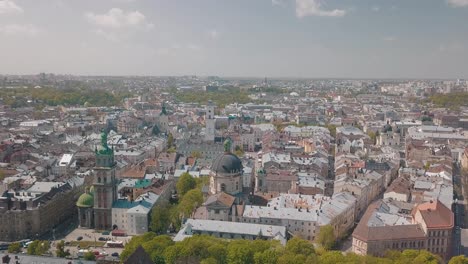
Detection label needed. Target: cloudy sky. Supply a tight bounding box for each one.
[0,0,467,78]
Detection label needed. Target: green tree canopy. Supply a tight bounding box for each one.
[191,151,203,159]
[178,189,203,218]
[7,242,21,253]
[55,240,70,258]
[316,225,335,250]
[83,251,96,261]
[176,172,197,197]
[121,233,457,264]
[150,203,172,234]
[285,237,315,256]
[167,133,174,149]
[449,255,468,264]
[27,240,50,256]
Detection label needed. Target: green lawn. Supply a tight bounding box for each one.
[69,241,105,248]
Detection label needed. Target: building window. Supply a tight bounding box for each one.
[221,183,226,192]
[215,209,220,214]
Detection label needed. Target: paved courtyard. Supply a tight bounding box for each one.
[57,228,134,260]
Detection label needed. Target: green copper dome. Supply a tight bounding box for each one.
[76,193,94,208]
[89,186,95,196]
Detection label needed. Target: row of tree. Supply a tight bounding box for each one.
[121,233,468,264]
[150,173,206,234]
[171,88,251,108]
[8,240,72,258]
[0,86,131,108]
[426,92,468,110]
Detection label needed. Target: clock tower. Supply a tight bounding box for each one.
[93,131,117,230]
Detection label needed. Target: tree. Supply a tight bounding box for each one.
[326,125,337,138]
[150,203,172,234]
[277,253,308,264]
[234,145,244,157]
[424,161,431,171]
[207,243,228,264]
[7,242,21,253]
[178,189,203,218]
[167,132,174,149]
[316,225,335,250]
[27,240,50,256]
[176,172,196,197]
[191,151,202,159]
[449,255,468,264]
[142,235,175,263]
[83,251,96,261]
[227,240,254,264]
[55,240,70,258]
[167,146,176,153]
[318,251,346,264]
[285,237,315,256]
[254,249,279,264]
[368,131,377,145]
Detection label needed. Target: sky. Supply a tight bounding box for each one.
[0,0,467,79]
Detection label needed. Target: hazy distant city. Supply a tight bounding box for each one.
[1,0,468,264]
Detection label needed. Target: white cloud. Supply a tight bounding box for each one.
[383,36,397,41]
[439,42,464,52]
[272,0,286,6]
[156,47,170,56]
[0,0,23,14]
[0,24,40,36]
[208,29,219,39]
[85,8,152,29]
[372,6,380,12]
[295,0,346,18]
[187,43,201,51]
[156,43,202,56]
[92,29,120,42]
[447,0,468,7]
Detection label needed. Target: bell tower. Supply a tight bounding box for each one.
[205,101,215,142]
[93,131,117,230]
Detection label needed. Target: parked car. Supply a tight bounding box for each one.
[111,252,119,257]
[76,236,83,241]
[98,237,106,241]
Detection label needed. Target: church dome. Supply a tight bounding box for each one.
[89,186,95,196]
[381,124,392,133]
[76,192,94,208]
[211,153,243,174]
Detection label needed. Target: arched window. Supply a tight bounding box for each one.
[98,177,101,183]
[220,183,226,192]
[104,176,107,183]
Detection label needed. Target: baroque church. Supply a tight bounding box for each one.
[76,131,117,230]
[195,138,247,222]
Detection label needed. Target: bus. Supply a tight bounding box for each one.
[106,241,124,248]
[0,243,10,250]
[77,249,90,257]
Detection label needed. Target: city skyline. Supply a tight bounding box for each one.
[0,0,467,79]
